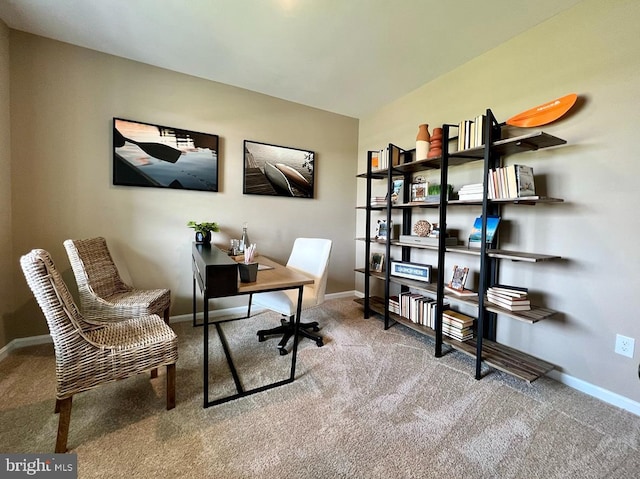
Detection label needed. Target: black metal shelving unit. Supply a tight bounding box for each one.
[355,110,566,382]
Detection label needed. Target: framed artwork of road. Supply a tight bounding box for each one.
[243,140,314,198]
[113,118,219,192]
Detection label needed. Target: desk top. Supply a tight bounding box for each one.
[192,243,313,296]
[237,256,314,293]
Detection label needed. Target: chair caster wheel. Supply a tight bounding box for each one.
[257,334,266,342]
[315,339,324,347]
[312,326,320,332]
[278,347,288,356]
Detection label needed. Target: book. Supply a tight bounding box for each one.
[443,309,474,322]
[485,299,531,311]
[444,286,477,297]
[474,114,485,147]
[515,165,535,197]
[488,285,529,298]
[442,313,474,328]
[487,292,529,304]
[487,289,528,301]
[468,215,500,247]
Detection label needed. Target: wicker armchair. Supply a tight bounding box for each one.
[20,249,178,453]
[63,237,171,324]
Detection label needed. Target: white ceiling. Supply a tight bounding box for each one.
[0,0,584,118]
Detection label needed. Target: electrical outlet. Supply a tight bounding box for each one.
[615,334,635,358]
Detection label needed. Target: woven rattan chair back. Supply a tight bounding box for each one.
[64,236,130,298]
[64,237,170,323]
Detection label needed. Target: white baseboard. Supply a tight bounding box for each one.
[0,334,53,362]
[170,291,359,324]
[547,369,640,416]
[4,291,636,416]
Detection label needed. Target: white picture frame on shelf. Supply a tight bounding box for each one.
[448,265,469,291]
[375,219,393,240]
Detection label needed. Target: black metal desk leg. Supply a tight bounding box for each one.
[203,293,209,408]
[289,285,303,381]
[192,277,197,327]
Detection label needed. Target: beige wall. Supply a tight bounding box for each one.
[0,19,11,348]
[5,32,358,344]
[358,0,640,402]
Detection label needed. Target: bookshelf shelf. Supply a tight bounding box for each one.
[355,297,555,383]
[356,109,566,382]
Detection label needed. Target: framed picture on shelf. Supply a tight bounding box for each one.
[243,140,314,198]
[375,219,393,240]
[370,252,385,272]
[390,260,432,283]
[448,265,469,291]
[388,179,404,204]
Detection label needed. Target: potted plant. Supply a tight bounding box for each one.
[187,221,220,244]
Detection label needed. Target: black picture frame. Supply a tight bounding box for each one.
[243,140,314,198]
[113,118,219,192]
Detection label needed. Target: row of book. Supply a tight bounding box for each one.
[457,114,485,151]
[390,292,475,341]
[486,285,531,311]
[488,164,536,199]
[370,147,401,171]
[390,292,449,330]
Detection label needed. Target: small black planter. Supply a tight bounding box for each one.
[195,231,212,244]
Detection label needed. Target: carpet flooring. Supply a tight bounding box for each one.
[1,297,639,478]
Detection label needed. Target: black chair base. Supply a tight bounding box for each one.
[257,316,324,355]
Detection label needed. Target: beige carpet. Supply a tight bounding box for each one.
[1,297,639,478]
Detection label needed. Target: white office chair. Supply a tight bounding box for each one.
[249,238,332,355]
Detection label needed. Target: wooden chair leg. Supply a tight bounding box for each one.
[55,397,72,453]
[163,306,170,324]
[166,363,176,410]
[150,368,158,379]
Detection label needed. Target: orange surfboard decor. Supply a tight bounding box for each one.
[506,93,578,127]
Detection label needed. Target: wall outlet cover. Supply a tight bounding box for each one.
[615,334,635,358]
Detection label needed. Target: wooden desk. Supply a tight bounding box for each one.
[191,243,313,408]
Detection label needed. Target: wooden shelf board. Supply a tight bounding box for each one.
[445,245,561,262]
[358,131,565,179]
[448,196,564,206]
[393,201,441,209]
[449,132,567,160]
[355,296,555,383]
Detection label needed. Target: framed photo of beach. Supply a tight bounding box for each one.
[113,118,219,192]
[243,140,314,198]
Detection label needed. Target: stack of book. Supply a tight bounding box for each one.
[370,196,387,207]
[389,295,400,315]
[457,183,484,202]
[487,165,535,199]
[486,285,531,311]
[442,310,475,341]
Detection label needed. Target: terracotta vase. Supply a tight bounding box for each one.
[428,127,443,159]
[416,124,431,161]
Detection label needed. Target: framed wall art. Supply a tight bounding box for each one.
[113,118,219,192]
[243,140,314,198]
